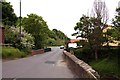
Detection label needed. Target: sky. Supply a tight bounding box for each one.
[6,0,119,39]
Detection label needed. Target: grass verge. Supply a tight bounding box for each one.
[2,47,26,59]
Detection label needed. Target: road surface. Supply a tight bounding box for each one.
[2,47,75,78]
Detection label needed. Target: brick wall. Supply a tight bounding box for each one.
[0,27,4,44]
[31,49,44,55]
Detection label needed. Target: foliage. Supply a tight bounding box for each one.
[1,1,68,49]
[47,38,56,46]
[112,7,120,42]
[22,14,49,49]
[73,0,109,60]
[89,58,120,79]
[4,26,34,52]
[74,46,119,62]
[104,28,120,43]
[1,1,18,26]
[46,29,68,46]
[52,29,68,40]
[73,15,104,60]
[2,47,26,59]
[73,48,93,62]
[113,7,120,28]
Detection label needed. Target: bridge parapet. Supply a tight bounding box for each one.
[63,51,100,80]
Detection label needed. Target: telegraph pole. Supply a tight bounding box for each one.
[19,0,22,40]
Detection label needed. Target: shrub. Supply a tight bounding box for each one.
[99,46,120,59]
[73,46,120,62]
[4,26,34,52]
[73,48,93,62]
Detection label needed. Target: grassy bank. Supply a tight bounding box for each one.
[2,47,27,59]
[89,57,120,79]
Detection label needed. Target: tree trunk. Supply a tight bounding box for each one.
[95,49,98,61]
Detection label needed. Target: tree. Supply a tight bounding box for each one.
[22,14,49,49]
[112,7,120,43]
[51,29,68,46]
[91,0,109,60]
[72,15,104,60]
[1,1,18,26]
[91,0,109,27]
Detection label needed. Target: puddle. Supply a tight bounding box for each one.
[45,61,56,64]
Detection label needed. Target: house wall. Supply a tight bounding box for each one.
[102,26,120,46]
[0,27,4,44]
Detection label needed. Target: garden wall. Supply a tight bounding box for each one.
[31,48,51,55]
[31,49,44,55]
[63,51,100,80]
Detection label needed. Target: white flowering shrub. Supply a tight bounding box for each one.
[5,26,34,52]
[20,31,34,50]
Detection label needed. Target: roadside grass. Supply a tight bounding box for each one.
[89,57,120,79]
[2,47,27,59]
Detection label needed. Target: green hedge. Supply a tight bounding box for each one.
[2,47,26,59]
[73,48,93,62]
[73,47,120,62]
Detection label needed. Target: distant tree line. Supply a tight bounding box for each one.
[1,1,68,51]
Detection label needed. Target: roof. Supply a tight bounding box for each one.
[103,25,113,33]
[69,39,80,43]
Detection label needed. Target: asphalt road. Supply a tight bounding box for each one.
[2,47,75,78]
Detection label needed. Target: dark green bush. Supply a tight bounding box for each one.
[99,46,119,59]
[73,48,93,62]
[73,46,120,62]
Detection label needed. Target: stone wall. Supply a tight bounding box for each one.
[63,51,100,80]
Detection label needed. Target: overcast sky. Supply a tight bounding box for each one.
[6,0,119,39]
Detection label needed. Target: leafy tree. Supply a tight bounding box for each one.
[112,7,120,42]
[47,38,56,46]
[22,14,49,49]
[1,1,18,26]
[52,29,68,40]
[90,0,109,60]
[113,7,120,28]
[72,0,109,61]
[52,29,68,45]
[47,30,57,40]
[72,15,104,60]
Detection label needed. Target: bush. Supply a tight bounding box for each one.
[2,47,26,59]
[73,47,120,62]
[73,48,93,62]
[4,26,34,52]
[99,46,120,59]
